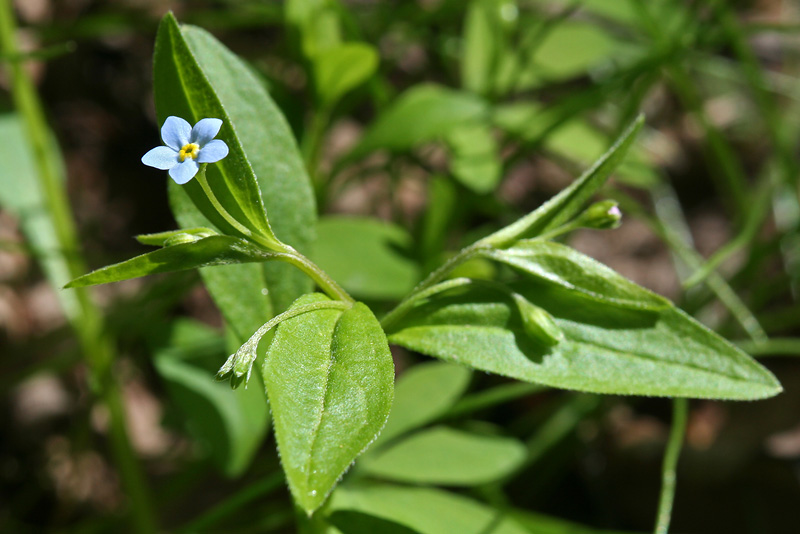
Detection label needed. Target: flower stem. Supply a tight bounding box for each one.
[654,398,688,534]
[274,248,355,303]
[194,167,284,253]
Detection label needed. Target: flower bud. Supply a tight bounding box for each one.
[512,294,564,347]
[574,200,622,230]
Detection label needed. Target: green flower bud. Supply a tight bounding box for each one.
[574,200,622,230]
[163,232,203,247]
[513,294,564,347]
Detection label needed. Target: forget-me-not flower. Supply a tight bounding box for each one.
[142,116,229,184]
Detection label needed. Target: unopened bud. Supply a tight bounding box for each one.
[575,200,622,230]
[513,294,564,347]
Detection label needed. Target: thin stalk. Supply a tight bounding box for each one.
[0,2,156,531]
[654,398,688,534]
[273,248,354,303]
[194,167,284,252]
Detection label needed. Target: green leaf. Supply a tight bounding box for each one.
[361,426,525,485]
[461,0,507,96]
[485,240,669,310]
[262,294,394,513]
[152,319,269,476]
[482,115,644,247]
[328,484,529,534]
[310,216,420,300]
[512,22,618,90]
[387,285,781,400]
[314,43,378,106]
[286,0,342,58]
[373,361,471,446]
[156,13,315,323]
[350,84,490,159]
[0,114,80,320]
[65,236,267,288]
[447,121,502,194]
[153,13,274,242]
[511,508,642,534]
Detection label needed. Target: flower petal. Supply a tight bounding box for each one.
[168,159,200,184]
[142,146,179,170]
[197,139,229,163]
[161,116,192,150]
[191,118,223,146]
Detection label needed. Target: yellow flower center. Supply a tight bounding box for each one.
[178,143,200,162]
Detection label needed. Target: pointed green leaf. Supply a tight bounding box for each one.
[361,426,525,485]
[153,13,274,242]
[482,115,644,247]
[485,240,669,310]
[263,294,394,513]
[65,236,268,288]
[387,285,781,400]
[155,12,315,329]
[373,361,471,446]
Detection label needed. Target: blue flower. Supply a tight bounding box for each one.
[142,116,229,184]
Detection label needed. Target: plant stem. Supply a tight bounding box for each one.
[274,248,355,303]
[654,398,688,534]
[0,2,157,531]
[194,167,284,252]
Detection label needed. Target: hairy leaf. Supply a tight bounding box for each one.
[263,294,394,513]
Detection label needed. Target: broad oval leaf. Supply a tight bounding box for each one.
[65,236,267,288]
[447,121,502,194]
[349,84,489,160]
[373,361,471,446]
[262,294,394,513]
[485,240,669,310]
[361,426,526,485]
[387,286,781,400]
[310,216,420,300]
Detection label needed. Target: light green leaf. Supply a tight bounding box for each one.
[350,84,490,159]
[152,320,268,476]
[485,240,669,310]
[65,236,267,288]
[286,0,342,58]
[512,22,618,90]
[511,508,642,534]
[0,114,80,320]
[387,285,781,400]
[361,426,525,485]
[155,12,315,325]
[447,122,502,193]
[482,115,644,247]
[373,361,471,446]
[136,227,217,247]
[314,43,378,106]
[328,484,529,534]
[462,0,506,96]
[310,216,419,300]
[263,294,394,513]
[153,13,274,243]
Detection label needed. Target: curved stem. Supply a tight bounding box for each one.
[274,248,355,303]
[194,167,284,253]
[654,398,688,534]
